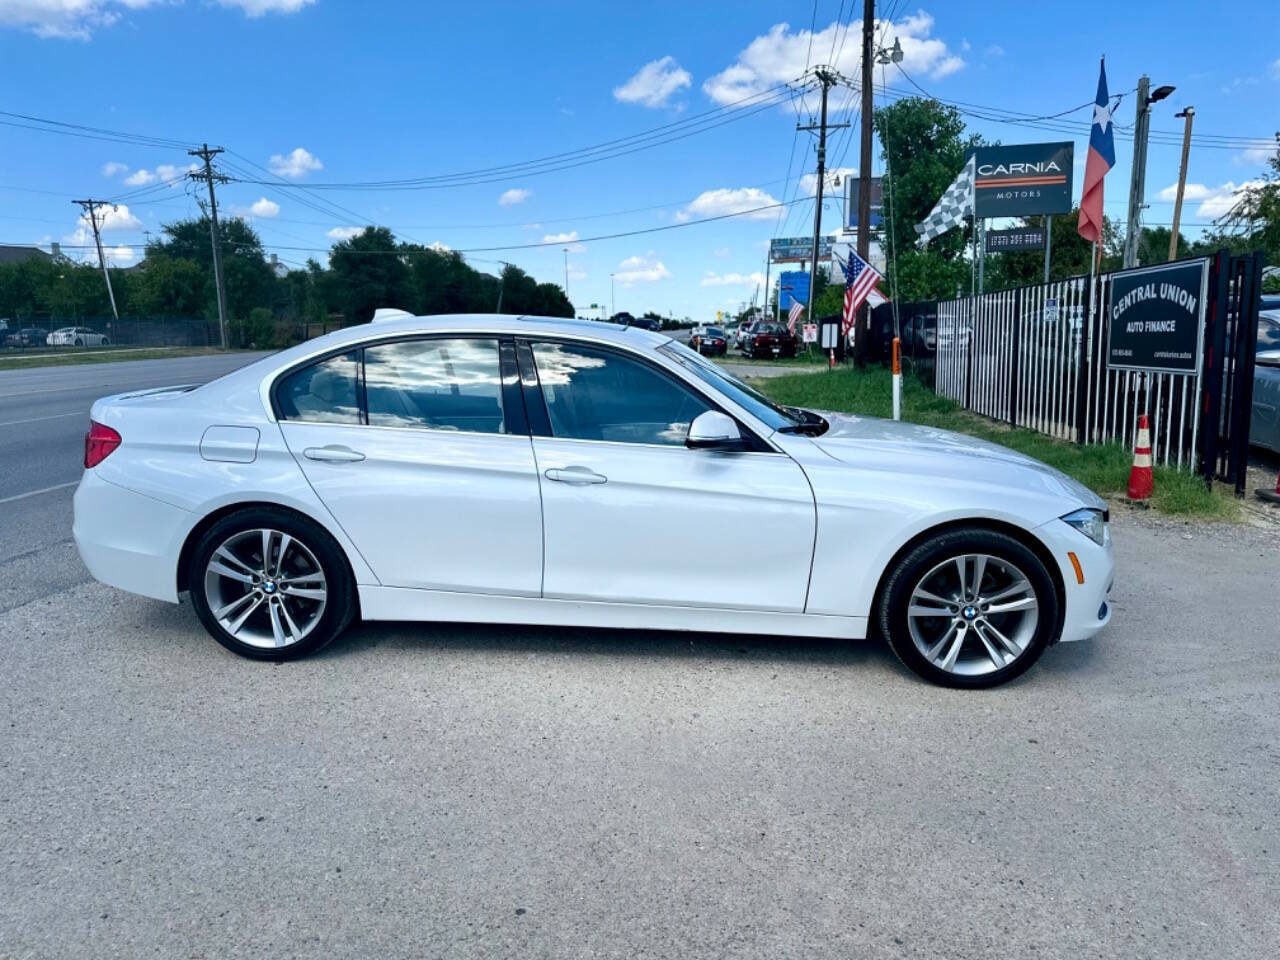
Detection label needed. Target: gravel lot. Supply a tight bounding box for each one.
[2,508,1277,959]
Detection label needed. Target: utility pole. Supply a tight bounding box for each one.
[71,199,119,322]
[854,0,875,366]
[1169,106,1195,260]
[797,67,846,330]
[1123,77,1176,268]
[189,144,230,350]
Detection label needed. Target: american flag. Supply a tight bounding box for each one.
[787,299,804,333]
[837,249,884,336]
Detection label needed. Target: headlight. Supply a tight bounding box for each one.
[1061,507,1108,547]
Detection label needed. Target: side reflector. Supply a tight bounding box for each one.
[1067,551,1085,585]
[84,421,121,468]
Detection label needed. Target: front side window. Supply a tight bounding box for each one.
[277,351,361,424]
[364,338,505,434]
[531,342,708,446]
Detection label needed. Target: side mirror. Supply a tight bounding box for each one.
[1258,349,1280,368]
[686,410,746,450]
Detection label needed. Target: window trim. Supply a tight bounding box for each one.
[271,333,519,438]
[517,336,773,452]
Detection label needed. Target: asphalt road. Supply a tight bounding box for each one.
[1,354,1278,959]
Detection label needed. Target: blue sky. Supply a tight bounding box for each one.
[1,0,1276,320]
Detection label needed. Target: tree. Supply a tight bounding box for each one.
[1216,133,1280,264]
[985,210,1123,290]
[874,97,987,301]
[327,227,409,323]
[148,216,276,320]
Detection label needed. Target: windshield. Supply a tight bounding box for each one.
[659,341,800,430]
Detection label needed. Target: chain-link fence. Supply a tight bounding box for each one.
[0,316,219,354]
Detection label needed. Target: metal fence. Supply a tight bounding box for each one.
[0,316,218,353]
[931,251,1262,485]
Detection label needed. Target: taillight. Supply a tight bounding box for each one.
[84,421,121,468]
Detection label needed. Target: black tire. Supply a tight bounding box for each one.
[877,527,1060,689]
[74,338,83,346]
[188,506,358,660]
[101,338,110,346]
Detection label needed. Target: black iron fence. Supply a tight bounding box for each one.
[0,316,218,352]
[880,250,1262,490]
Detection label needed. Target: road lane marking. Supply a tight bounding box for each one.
[0,412,84,428]
[0,480,78,505]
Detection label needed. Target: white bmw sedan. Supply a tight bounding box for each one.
[73,314,1113,687]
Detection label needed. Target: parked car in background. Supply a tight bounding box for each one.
[743,322,797,359]
[690,326,727,356]
[5,326,49,347]
[735,321,757,350]
[627,316,659,331]
[47,326,109,346]
[1250,310,1280,454]
[72,313,1113,687]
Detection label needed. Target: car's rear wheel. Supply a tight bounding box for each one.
[188,507,357,660]
[877,528,1060,688]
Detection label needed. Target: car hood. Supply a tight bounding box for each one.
[806,411,1104,511]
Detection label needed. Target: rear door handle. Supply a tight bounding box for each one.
[303,444,366,463]
[544,466,607,485]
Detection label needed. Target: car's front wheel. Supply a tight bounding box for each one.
[188,507,357,660]
[877,528,1060,688]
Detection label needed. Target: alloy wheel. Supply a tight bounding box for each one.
[906,553,1040,677]
[203,528,328,650]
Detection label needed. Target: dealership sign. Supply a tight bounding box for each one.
[1106,259,1208,374]
[969,142,1074,217]
[778,270,810,310]
[985,226,1046,253]
[770,236,835,263]
[843,177,884,230]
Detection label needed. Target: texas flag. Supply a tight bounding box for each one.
[1078,59,1114,245]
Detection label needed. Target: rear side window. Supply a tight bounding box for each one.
[1258,319,1280,353]
[277,351,360,424]
[364,338,505,434]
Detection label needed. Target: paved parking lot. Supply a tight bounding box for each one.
[2,356,1278,959]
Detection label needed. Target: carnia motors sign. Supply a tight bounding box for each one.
[1106,259,1209,374]
[968,142,1074,217]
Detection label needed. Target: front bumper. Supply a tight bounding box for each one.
[1035,516,1115,643]
[73,470,194,603]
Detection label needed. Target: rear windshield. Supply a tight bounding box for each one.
[705,327,724,337]
[756,324,788,335]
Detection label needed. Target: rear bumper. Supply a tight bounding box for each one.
[1035,517,1115,643]
[73,470,193,603]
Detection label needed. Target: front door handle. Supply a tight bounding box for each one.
[303,444,366,463]
[544,466,607,485]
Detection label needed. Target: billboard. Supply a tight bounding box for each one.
[778,271,810,310]
[969,142,1073,217]
[843,177,884,230]
[985,226,1047,253]
[770,236,835,263]
[1106,259,1208,374]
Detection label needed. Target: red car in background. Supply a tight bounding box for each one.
[742,322,797,359]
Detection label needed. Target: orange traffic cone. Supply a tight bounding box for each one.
[1256,470,1280,505]
[1127,414,1154,501]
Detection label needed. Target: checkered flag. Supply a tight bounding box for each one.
[914,155,975,248]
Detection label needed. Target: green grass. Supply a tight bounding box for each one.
[714,349,829,368]
[755,366,1239,521]
[0,346,242,371]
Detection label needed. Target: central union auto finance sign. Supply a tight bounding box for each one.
[1106,259,1209,374]
[969,142,1074,218]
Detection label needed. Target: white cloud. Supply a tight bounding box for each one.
[1,0,310,38]
[101,244,138,266]
[62,203,143,256]
[1158,179,1267,219]
[101,161,128,178]
[326,226,364,240]
[217,0,316,16]
[95,204,142,231]
[614,55,692,108]
[542,230,586,252]
[712,246,731,258]
[498,187,532,206]
[800,166,856,196]
[1236,144,1275,167]
[615,252,670,284]
[249,197,280,218]
[0,0,163,39]
[675,187,781,222]
[269,147,323,178]
[123,163,195,188]
[700,271,766,287]
[124,168,157,186]
[984,44,1005,57]
[428,240,450,252]
[704,12,964,107]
